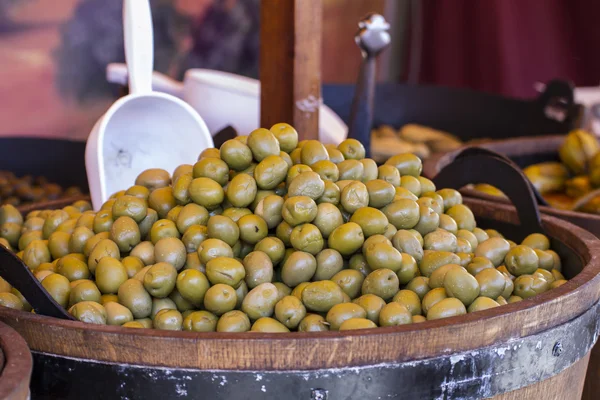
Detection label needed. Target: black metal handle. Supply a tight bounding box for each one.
[453,146,550,206]
[0,245,75,320]
[433,150,544,234]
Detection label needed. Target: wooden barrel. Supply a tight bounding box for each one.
[424,136,600,400]
[0,198,599,400]
[0,321,32,400]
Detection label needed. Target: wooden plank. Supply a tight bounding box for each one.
[260,0,322,140]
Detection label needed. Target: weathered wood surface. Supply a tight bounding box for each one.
[0,322,32,400]
[259,0,322,140]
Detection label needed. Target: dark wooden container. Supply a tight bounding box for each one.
[424,135,600,400]
[0,137,90,213]
[0,321,32,400]
[0,198,598,400]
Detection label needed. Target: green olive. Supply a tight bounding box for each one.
[391,230,423,263]
[475,238,511,267]
[443,267,480,306]
[282,196,318,227]
[206,257,246,288]
[379,302,412,326]
[87,239,120,275]
[154,309,183,331]
[104,301,134,326]
[57,255,90,281]
[135,168,170,191]
[41,273,71,307]
[438,214,458,235]
[240,282,279,320]
[339,317,377,331]
[392,289,422,316]
[328,222,364,257]
[112,195,147,223]
[254,236,285,266]
[274,295,306,329]
[424,230,457,252]
[428,264,462,288]
[130,241,155,265]
[176,203,209,234]
[504,245,539,276]
[238,214,268,244]
[361,268,399,301]
[110,216,141,253]
[150,219,180,244]
[426,297,467,320]
[193,157,229,186]
[214,310,249,332]
[420,251,461,277]
[138,209,158,240]
[385,153,422,177]
[143,262,177,298]
[250,317,290,332]
[405,276,431,300]
[340,181,369,214]
[301,280,345,313]
[188,177,224,210]
[148,187,177,219]
[521,233,551,250]
[382,199,420,230]
[468,297,500,313]
[183,310,218,332]
[269,123,298,153]
[513,274,549,299]
[247,128,280,162]
[68,301,107,324]
[0,292,24,310]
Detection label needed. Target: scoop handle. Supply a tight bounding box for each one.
[433,150,544,234]
[123,0,153,94]
[0,246,75,320]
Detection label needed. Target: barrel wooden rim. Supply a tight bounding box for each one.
[422,135,600,225]
[15,194,90,215]
[1,198,599,371]
[0,321,32,400]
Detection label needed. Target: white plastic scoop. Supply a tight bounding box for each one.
[85,0,213,210]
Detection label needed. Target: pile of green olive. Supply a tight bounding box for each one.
[0,171,82,207]
[0,124,567,332]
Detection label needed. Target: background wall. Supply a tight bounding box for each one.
[0,0,386,140]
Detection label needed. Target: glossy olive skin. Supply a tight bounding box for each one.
[328,222,364,257]
[379,302,412,326]
[301,280,345,313]
[281,251,317,287]
[361,269,400,301]
[443,267,480,306]
[475,237,511,267]
[118,279,152,319]
[69,301,107,324]
[339,318,377,331]
[426,297,467,320]
[326,303,367,331]
[274,295,306,329]
[504,245,539,276]
[241,282,279,320]
[298,313,329,332]
[393,289,422,316]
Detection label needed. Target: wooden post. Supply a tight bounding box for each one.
[260,0,322,140]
